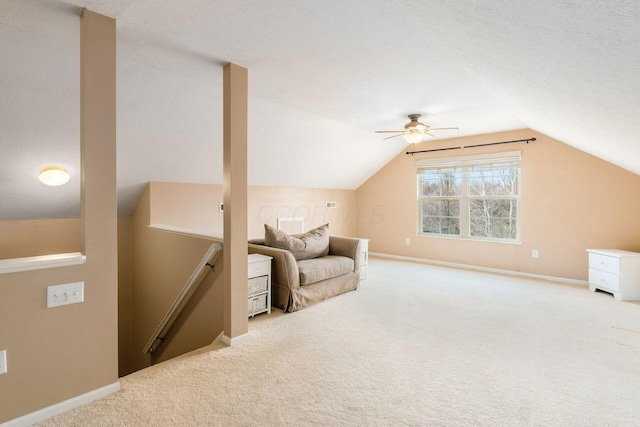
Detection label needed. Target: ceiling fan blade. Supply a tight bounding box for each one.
[428,127,459,131]
[375,130,405,133]
[383,134,404,140]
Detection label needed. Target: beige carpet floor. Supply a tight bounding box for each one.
[37,257,640,426]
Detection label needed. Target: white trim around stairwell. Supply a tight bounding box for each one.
[222,332,250,346]
[1,382,120,427]
[369,252,588,286]
[0,252,86,275]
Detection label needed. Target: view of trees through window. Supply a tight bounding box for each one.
[420,169,462,235]
[419,160,520,241]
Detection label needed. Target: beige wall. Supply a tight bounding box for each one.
[0,215,133,377]
[130,185,224,373]
[149,182,357,239]
[0,10,118,423]
[150,182,219,233]
[0,218,81,259]
[356,129,640,281]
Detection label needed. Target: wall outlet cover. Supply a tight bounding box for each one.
[406,238,411,245]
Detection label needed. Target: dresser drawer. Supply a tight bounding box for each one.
[589,268,621,292]
[589,253,620,274]
[248,260,270,278]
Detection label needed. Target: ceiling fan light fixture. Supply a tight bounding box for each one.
[39,166,70,186]
[376,113,456,143]
[403,130,429,144]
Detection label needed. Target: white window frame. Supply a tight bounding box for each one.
[416,151,521,243]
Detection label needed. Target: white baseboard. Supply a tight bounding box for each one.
[369,252,588,286]
[222,332,250,346]
[1,382,120,427]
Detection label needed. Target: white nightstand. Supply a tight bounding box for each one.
[248,253,272,317]
[587,249,640,301]
[359,239,369,280]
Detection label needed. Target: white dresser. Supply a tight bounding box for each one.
[587,249,640,301]
[248,253,272,317]
[359,239,369,280]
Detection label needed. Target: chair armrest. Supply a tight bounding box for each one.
[248,243,300,290]
[328,236,362,273]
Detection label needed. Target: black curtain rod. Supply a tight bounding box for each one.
[406,137,536,156]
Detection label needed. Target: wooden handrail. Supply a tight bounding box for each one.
[143,243,223,354]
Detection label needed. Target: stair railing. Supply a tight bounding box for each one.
[143,242,223,354]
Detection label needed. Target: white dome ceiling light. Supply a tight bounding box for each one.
[39,166,70,186]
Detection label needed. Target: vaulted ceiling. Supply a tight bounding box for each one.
[1,0,638,219]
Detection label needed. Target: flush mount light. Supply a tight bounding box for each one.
[39,166,70,186]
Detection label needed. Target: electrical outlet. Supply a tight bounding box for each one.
[406,238,411,245]
[47,282,84,308]
[218,202,224,212]
[0,350,6,375]
[532,250,539,258]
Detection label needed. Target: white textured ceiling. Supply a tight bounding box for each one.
[0,0,637,219]
[400,0,640,176]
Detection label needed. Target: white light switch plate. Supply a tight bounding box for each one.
[0,350,6,374]
[47,282,84,308]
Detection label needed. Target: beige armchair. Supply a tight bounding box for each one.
[248,236,361,312]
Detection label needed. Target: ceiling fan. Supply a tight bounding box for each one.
[375,114,459,144]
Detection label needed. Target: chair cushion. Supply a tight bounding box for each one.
[264,223,330,261]
[297,255,354,286]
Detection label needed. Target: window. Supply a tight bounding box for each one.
[417,151,521,242]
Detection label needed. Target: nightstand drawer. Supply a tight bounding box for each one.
[589,253,620,274]
[248,293,268,315]
[248,260,270,278]
[589,268,620,292]
[248,275,269,296]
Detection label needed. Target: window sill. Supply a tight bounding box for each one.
[0,252,86,275]
[416,233,522,245]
